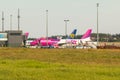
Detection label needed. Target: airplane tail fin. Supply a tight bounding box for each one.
[24,32,29,39]
[81,29,92,39]
[68,29,77,39]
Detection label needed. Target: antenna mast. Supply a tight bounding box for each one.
[18,8,20,31]
[10,14,12,30]
[2,12,4,32]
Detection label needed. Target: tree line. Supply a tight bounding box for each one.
[91,33,120,42]
[51,33,120,42]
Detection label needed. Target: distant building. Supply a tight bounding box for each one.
[0,30,26,47]
[5,30,23,47]
[0,32,7,47]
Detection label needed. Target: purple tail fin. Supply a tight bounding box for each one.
[81,29,92,39]
[24,32,29,39]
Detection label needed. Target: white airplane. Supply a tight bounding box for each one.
[55,29,97,48]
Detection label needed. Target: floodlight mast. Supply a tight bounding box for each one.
[10,14,12,30]
[97,3,99,46]
[46,10,48,47]
[64,19,69,48]
[2,12,4,32]
[18,8,20,31]
[64,19,69,38]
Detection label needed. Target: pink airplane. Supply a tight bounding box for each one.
[30,29,77,48]
[29,29,96,48]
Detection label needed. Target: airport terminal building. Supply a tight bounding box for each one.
[0,30,26,47]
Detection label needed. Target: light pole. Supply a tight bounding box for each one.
[10,14,12,30]
[18,8,20,31]
[46,10,48,47]
[64,20,69,38]
[64,19,69,48]
[97,3,99,46]
[2,12,4,32]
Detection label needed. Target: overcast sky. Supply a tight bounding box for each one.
[0,0,120,38]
